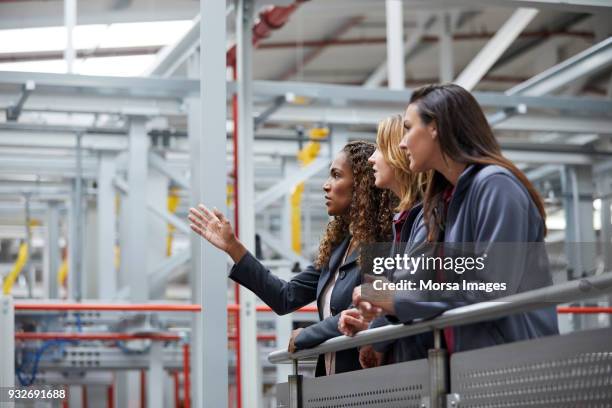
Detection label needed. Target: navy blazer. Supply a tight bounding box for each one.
[373,165,558,362]
[229,236,362,376]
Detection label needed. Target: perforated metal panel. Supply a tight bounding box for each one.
[276,358,429,408]
[451,327,612,407]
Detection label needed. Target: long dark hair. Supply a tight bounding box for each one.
[315,141,395,268]
[408,84,547,242]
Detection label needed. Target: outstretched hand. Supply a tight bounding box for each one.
[188,204,246,262]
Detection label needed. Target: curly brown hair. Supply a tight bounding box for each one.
[314,141,396,269]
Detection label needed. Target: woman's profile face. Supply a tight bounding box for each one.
[322,151,353,216]
[368,148,394,190]
[399,103,438,173]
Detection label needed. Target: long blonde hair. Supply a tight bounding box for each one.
[376,115,427,211]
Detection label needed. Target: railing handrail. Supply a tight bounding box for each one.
[268,271,612,364]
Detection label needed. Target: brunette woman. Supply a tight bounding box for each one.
[341,84,558,358]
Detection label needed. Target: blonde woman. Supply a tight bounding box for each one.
[341,115,429,369]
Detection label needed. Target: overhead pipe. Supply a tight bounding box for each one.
[226,0,309,67]
[14,332,182,341]
[258,30,594,50]
[14,303,202,312]
[557,306,612,314]
[14,303,316,313]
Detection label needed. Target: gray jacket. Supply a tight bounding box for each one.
[229,236,362,376]
[373,164,558,360]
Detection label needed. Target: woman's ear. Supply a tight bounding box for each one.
[430,125,438,140]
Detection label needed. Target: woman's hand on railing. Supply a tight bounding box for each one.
[188,204,247,263]
[338,308,371,336]
[287,328,304,353]
[352,284,395,317]
[359,345,385,369]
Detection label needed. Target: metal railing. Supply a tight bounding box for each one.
[269,271,612,364]
[268,271,612,407]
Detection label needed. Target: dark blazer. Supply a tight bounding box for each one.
[228,236,362,376]
[373,165,558,362]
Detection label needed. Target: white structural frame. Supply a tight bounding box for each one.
[455,8,539,91]
[197,0,229,406]
[385,0,405,90]
[236,0,262,406]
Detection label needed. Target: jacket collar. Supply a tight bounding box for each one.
[445,164,484,215]
[327,235,352,273]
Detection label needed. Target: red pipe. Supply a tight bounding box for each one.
[259,30,595,49]
[107,382,114,408]
[82,386,88,408]
[173,371,180,408]
[15,332,182,341]
[231,61,243,408]
[14,303,202,312]
[226,0,309,67]
[15,303,315,313]
[140,370,146,408]
[16,332,279,342]
[183,344,191,408]
[228,334,276,341]
[226,304,317,313]
[557,306,612,314]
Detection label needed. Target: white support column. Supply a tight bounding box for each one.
[277,175,295,384]
[186,50,203,408]
[199,0,229,406]
[274,268,294,383]
[70,133,85,301]
[147,342,164,408]
[385,0,405,90]
[126,117,149,302]
[63,0,76,74]
[146,168,168,299]
[438,12,454,83]
[97,153,117,299]
[598,176,612,327]
[364,13,434,88]
[455,8,538,91]
[0,296,14,400]
[45,201,61,299]
[83,200,97,299]
[562,165,598,330]
[236,0,261,406]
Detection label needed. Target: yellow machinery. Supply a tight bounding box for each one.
[291,127,329,254]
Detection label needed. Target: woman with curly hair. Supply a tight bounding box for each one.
[340,115,429,369]
[188,140,395,376]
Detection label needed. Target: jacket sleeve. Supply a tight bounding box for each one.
[229,251,320,315]
[393,174,538,324]
[293,314,342,350]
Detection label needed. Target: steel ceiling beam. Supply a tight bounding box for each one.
[455,8,539,91]
[398,0,612,14]
[2,72,611,114]
[507,37,612,96]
